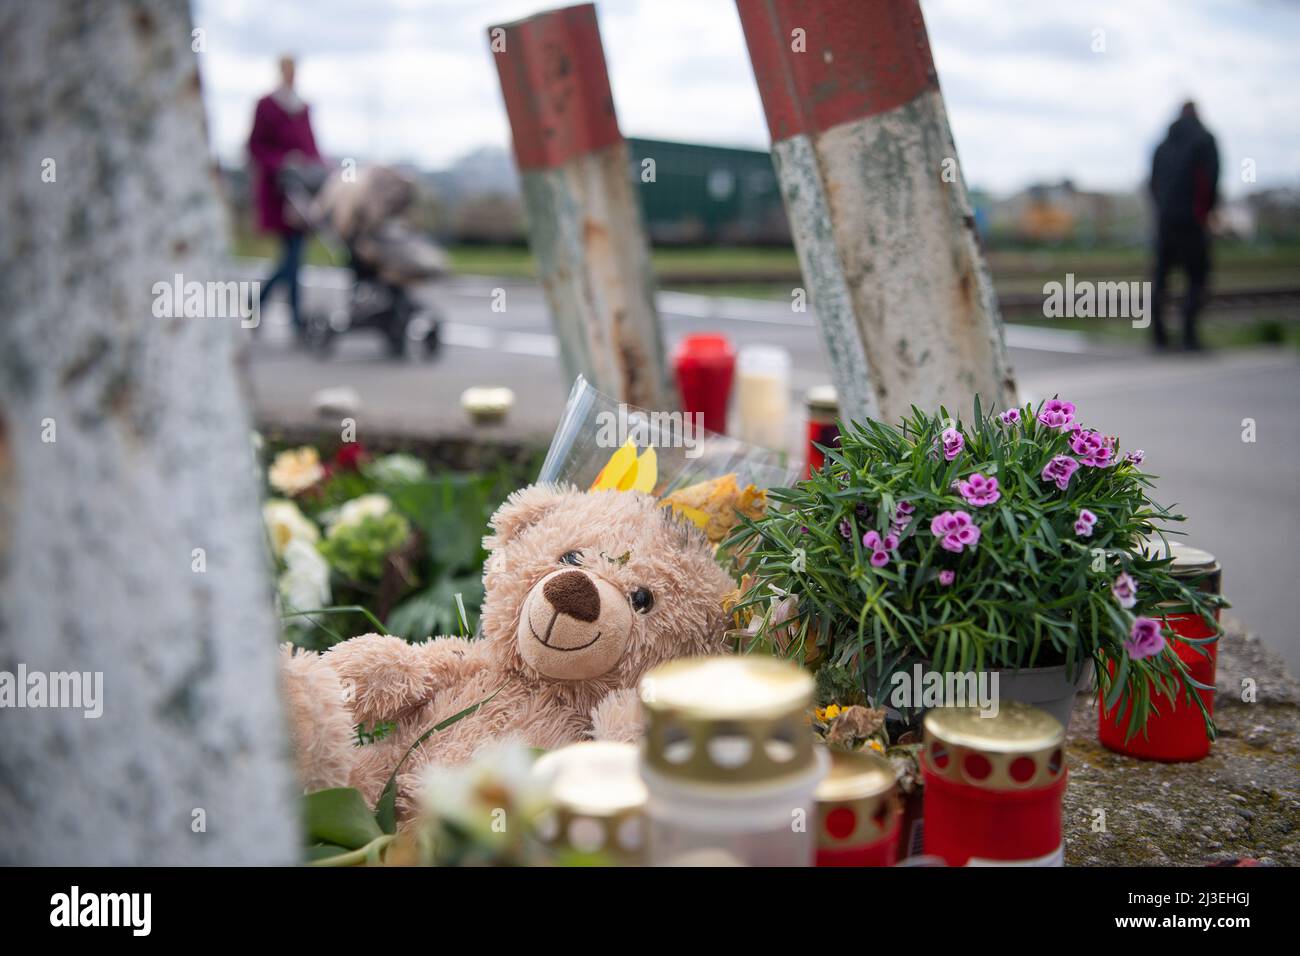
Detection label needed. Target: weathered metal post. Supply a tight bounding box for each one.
[736,0,1017,425]
[488,3,674,410]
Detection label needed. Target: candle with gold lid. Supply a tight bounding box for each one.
[1100,538,1223,762]
[532,741,647,865]
[922,702,1067,866]
[639,656,827,866]
[815,748,901,867]
[804,384,839,477]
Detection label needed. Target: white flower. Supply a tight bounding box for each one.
[419,740,545,839]
[366,453,428,484]
[327,493,392,535]
[278,539,331,614]
[263,499,319,558]
[268,446,324,495]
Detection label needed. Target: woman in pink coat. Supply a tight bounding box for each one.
[248,55,321,335]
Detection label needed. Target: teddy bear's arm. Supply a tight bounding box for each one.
[590,687,645,743]
[326,633,483,726]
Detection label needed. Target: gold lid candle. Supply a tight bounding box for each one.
[1100,538,1223,762]
[815,749,901,866]
[532,741,647,865]
[639,656,827,866]
[921,702,1067,866]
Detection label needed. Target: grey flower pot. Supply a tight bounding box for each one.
[992,663,1094,733]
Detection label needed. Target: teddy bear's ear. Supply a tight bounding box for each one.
[484,482,571,549]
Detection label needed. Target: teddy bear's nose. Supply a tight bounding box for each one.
[543,570,601,622]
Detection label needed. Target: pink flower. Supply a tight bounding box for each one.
[957,472,1001,507]
[1125,616,1166,660]
[1125,449,1145,467]
[1037,399,1077,431]
[863,530,898,568]
[998,408,1021,425]
[862,530,899,551]
[839,518,853,539]
[938,570,956,586]
[940,427,964,461]
[1112,572,1138,609]
[891,500,915,532]
[930,510,981,554]
[1040,455,1080,491]
[1074,508,1097,536]
[1069,428,1114,468]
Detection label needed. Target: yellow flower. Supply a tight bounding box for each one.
[814,704,843,722]
[268,447,325,496]
[590,439,657,493]
[867,740,884,753]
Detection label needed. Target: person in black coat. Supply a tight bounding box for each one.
[1149,101,1220,350]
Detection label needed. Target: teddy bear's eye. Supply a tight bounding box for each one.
[559,550,583,567]
[630,587,654,614]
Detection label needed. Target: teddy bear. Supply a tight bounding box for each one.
[281,483,737,820]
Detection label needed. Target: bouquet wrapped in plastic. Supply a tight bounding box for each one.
[538,376,796,547]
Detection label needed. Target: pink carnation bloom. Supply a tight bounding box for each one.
[1074,508,1097,537]
[957,472,1001,507]
[1070,428,1115,468]
[862,530,898,568]
[1126,616,1166,660]
[998,408,1021,425]
[891,500,915,532]
[938,569,956,586]
[1040,455,1080,491]
[1125,449,1145,467]
[1112,572,1138,609]
[940,427,964,461]
[1037,399,1077,431]
[930,510,980,554]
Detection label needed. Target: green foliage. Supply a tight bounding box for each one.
[269,444,541,649]
[727,399,1224,736]
[317,512,412,581]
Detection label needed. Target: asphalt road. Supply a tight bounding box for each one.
[242,264,1300,673]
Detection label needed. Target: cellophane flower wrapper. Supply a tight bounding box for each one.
[538,375,796,501]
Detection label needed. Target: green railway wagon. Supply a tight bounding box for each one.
[625,137,791,245]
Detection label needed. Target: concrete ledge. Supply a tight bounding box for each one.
[1065,618,1300,865]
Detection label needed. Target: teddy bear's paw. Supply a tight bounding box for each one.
[280,644,358,792]
[590,687,645,744]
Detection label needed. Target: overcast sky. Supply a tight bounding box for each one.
[194,0,1300,197]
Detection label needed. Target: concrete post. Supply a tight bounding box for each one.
[736,0,1017,425]
[489,3,674,410]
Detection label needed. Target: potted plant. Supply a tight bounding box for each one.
[725,398,1223,738]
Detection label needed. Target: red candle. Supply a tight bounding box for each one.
[815,749,900,867]
[672,334,735,435]
[1099,541,1222,762]
[805,385,839,478]
[922,703,1067,866]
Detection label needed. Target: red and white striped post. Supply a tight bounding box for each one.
[736,0,1017,425]
[488,3,673,410]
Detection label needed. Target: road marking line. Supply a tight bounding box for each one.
[268,262,1099,357]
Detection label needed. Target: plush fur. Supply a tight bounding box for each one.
[281,485,735,820]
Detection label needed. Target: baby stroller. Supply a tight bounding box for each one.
[280,162,447,358]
